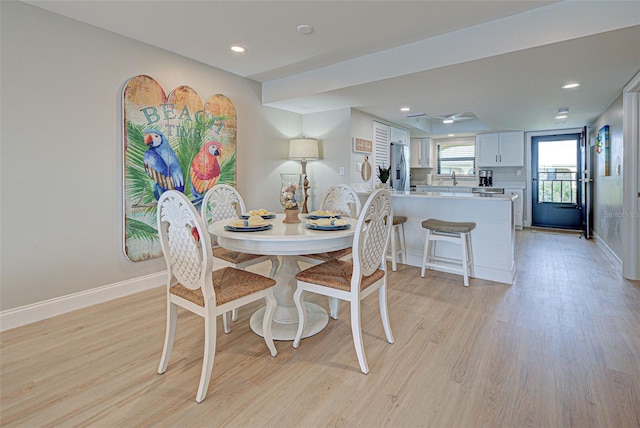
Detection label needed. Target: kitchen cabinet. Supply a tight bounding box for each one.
[504,187,524,229]
[410,138,433,168]
[390,126,409,145]
[476,131,524,167]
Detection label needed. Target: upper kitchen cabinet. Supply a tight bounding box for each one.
[476,131,524,167]
[410,138,433,168]
[390,126,409,145]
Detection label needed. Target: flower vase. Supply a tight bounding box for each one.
[280,173,304,223]
[283,208,301,224]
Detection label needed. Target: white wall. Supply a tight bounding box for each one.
[350,109,377,189]
[301,108,352,211]
[590,94,625,259]
[0,2,302,311]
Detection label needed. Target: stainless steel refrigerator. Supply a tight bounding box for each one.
[390,143,410,192]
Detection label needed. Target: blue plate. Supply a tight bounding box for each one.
[240,213,276,220]
[305,223,351,231]
[306,214,342,220]
[224,224,273,232]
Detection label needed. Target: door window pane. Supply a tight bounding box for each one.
[537,139,578,204]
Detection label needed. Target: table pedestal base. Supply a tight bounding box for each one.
[250,302,328,341]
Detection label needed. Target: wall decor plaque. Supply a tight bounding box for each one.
[353,137,372,154]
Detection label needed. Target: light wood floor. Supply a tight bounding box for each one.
[2,230,639,427]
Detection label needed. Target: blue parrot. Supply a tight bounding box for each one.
[143,129,184,200]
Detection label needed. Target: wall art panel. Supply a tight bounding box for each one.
[122,75,237,261]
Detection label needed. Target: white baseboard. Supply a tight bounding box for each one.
[593,231,623,269]
[0,271,167,332]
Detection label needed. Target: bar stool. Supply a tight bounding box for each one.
[387,216,407,271]
[420,219,476,286]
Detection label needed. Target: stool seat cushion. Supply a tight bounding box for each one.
[421,218,476,233]
[392,216,408,225]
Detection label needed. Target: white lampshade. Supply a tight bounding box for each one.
[289,138,319,160]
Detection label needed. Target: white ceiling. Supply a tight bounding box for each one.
[26,1,640,138]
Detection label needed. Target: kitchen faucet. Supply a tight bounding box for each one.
[452,170,457,186]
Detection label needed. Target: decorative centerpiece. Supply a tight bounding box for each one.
[377,165,391,189]
[280,173,303,223]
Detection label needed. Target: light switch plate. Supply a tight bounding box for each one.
[339,167,345,176]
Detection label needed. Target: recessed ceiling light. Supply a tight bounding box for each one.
[562,82,580,89]
[400,107,410,112]
[442,119,454,124]
[230,45,246,53]
[555,114,568,120]
[297,24,314,35]
[558,107,569,114]
[448,134,455,137]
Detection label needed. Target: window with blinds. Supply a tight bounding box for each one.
[436,140,476,176]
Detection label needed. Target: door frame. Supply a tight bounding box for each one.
[525,128,584,228]
[530,133,583,230]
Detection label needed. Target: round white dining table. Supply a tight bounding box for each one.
[209,213,356,340]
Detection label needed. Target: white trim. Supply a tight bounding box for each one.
[622,71,640,280]
[593,231,623,270]
[524,128,584,228]
[0,272,167,332]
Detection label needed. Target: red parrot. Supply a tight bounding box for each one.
[190,141,222,198]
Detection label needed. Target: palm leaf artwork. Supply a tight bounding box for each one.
[124,121,163,254]
[124,117,238,254]
[125,121,157,213]
[175,117,208,200]
[176,115,236,198]
[125,217,158,243]
[218,151,236,186]
[122,77,238,262]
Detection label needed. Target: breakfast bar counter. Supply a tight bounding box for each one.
[358,190,517,284]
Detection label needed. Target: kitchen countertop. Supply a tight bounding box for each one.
[358,190,518,201]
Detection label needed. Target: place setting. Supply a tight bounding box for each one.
[224,210,274,232]
[305,209,342,220]
[305,216,351,232]
[240,208,277,220]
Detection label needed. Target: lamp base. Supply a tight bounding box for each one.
[283,208,301,224]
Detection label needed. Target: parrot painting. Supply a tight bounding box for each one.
[190,140,222,199]
[143,129,185,200]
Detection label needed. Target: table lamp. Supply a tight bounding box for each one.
[289,137,319,213]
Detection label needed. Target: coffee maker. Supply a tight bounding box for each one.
[479,169,493,187]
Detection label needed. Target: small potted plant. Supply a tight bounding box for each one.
[377,165,391,188]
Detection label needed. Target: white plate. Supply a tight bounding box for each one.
[224,224,273,232]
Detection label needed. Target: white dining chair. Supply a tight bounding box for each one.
[201,184,280,332]
[298,184,362,319]
[156,190,277,403]
[292,189,394,374]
